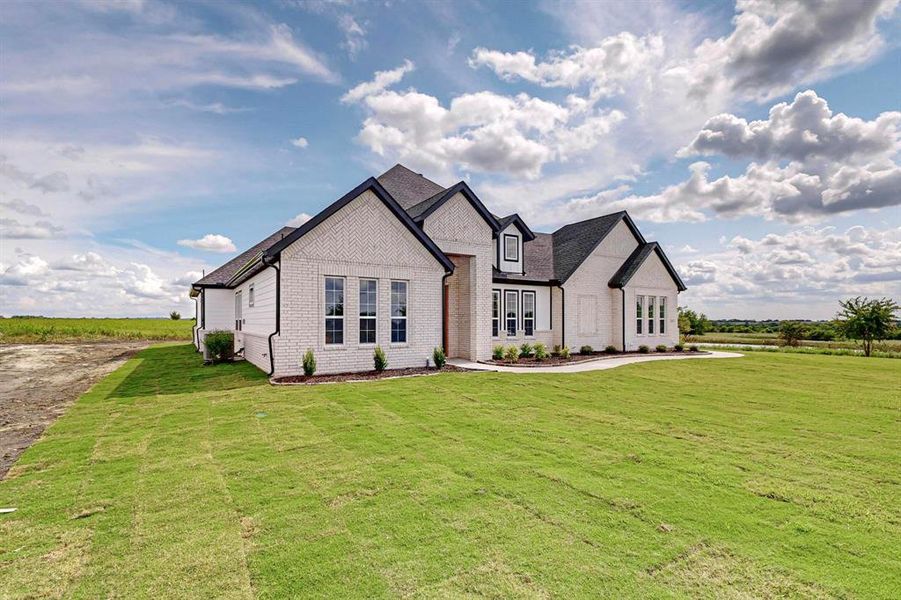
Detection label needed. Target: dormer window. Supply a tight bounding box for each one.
[503,234,519,261]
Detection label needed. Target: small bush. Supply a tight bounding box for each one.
[492,345,505,360]
[638,345,650,354]
[604,345,617,354]
[579,345,593,355]
[432,346,446,369]
[656,344,668,352]
[552,344,561,356]
[559,346,571,359]
[519,342,533,358]
[533,342,548,360]
[689,344,700,352]
[504,345,520,362]
[374,345,388,371]
[674,343,685,352]
[169,311,181,320]
[302,348,317,376]
[204,331,234,363]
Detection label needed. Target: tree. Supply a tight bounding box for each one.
[169,311,181,320]
[678,307,711,336]
[836,297,899,357]
[778,321,806,346]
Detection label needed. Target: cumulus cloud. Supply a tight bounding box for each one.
[680,225,901,315]
[0,198,46,216]
[290,137,309,149]
[0,218,64,239]
[177,234,236,253]
[287,212,312,227]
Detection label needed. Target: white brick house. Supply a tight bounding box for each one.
[191,165,686,375]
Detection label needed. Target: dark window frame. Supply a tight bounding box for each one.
[522,290,536,337]
[504,289,518,337]
[636,295,643,335]
[325,276,345,345]
[359,278,377,345]
[659,296,666,335]
[492,289,501,337]
[390,280,408,344]
[503,234,519,262]
[647,296,655,335]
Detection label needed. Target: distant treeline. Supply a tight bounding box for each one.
[710,319,901,340]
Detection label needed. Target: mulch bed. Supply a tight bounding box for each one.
[483,350,708,367]
[273,364,465,385]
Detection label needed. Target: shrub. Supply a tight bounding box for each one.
[779,321,806,347]
[552,344,561,356]
[656,344,668,352]
[373,345,388,371]
[169,311,181,320]
[689,344,700,352]
[604,345,617,354]
[432,346,446,369]
[579,345,593,355]
[504,345,520,362]
[302,348,317,377]
[674,343,685,352]
[519,342,533,358]
[559,346,571,359]
[533,342,548,360]
[204,331,234,363]
[492,345,505,360]
[638,345,650,354]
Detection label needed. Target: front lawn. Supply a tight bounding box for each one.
[1,345,898,598]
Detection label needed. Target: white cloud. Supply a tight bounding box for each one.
[290,137,309,149]
[287,212,312,227]
[338,14,367,59]
[0,218,65,239]
[0,198,46,216]
[341,60,415,104]
[177,234,236,253]
[165,99,250,115]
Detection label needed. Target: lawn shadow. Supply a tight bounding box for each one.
[110,344,268,398]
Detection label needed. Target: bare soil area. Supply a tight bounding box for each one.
[0,342,146,478]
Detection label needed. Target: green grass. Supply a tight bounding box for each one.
[696,331,901,351]
[707,343,901,359]
[0,317,194,343]
[1,345,899,598]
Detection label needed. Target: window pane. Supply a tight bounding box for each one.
[492,291,500,337]
[505,291,517,336]
[325,278,344,316]
[636,296,643,319]
[359,279,377,317]
[504,235,518,260]
[325,318,343,344]
[391,281,407,317]
[391,318,406,343]
[360,318,376,344]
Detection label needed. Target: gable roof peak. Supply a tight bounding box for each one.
[376,164,446,210]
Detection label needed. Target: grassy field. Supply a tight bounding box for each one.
[1,345,898,598]
[0,317,194,343]
[693,331,901,351]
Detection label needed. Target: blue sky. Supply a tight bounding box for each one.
[1,0,899,319]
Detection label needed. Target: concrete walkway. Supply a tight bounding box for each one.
[448,350,743,373]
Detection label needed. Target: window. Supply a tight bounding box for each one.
[234,291,242,331]
[391,280,407,343]
[359,279,377,344]
[505,290,518,336]
[503,234,519,261]
[492,290,500,337]
[647,296,655,335]
[248,284,254,307]
[659,296,666,335]
[325,277,344,344]
[522,291,535,337]
[636,295,643,334]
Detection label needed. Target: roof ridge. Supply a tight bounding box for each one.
[553,210,627,234]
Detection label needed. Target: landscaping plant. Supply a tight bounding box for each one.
[302,348,316,377]
[519,342,533,358]
[552,345,561,356]
[432,346,446,369]
[674,343,685,352]
[689,344,700,352]
[559,346,571,359]
[638,345,650,354]
[492,345,505,360]
[579,345,593,355]
[656,344,668,352]
[533,343,548,360]
[604,345,617,354]
[504,345,520,362]
[204,331,234,363]
[374,346,388,371]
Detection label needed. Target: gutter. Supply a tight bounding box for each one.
[560,286,566,348]
[620,288,627,352]
[263,257,281,377]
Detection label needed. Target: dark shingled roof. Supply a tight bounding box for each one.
[552,212,641,283]
[376,164,446,210]
[405,187,448,220]
[193,226,295,287]
[608,242,687,291]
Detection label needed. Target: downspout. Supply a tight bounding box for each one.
[560,286,566,348]
[621,288,627,352]
[192,294,199,351]
[264,258,281,377]
[441,272,451,353]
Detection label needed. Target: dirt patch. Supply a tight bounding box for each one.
[0,342,146,479]
[272,364,464,385]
